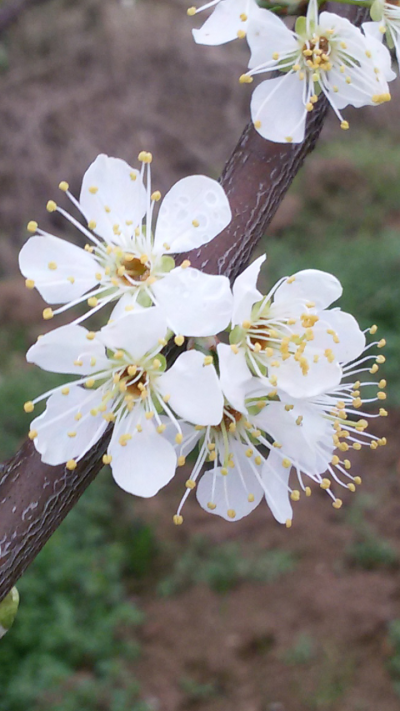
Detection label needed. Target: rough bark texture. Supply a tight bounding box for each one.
[0,2,369,601]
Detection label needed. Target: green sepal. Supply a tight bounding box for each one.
[370,0,383,21]
[229,325,245,345]
[0,588,19,637]
[136,291,153,308]
[295,15,307,37]
[386,27,394,49]
[159,256,175,274]
[154,352,167,372]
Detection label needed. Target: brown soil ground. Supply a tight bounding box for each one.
[133,415,400,711]
[1,0,400,709]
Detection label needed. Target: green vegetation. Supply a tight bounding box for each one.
[282,633,315,666]
[0,473,151,711]
[388,620,400,697]
[158,535,296,595]
[345,495,398,570]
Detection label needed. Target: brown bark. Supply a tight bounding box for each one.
[0,2,369,601]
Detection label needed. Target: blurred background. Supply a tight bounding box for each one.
[1,0,400,709]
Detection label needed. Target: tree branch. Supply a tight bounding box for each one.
[0,1,369,601]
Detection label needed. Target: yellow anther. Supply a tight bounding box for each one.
[151,190,161,202]
[377,391,387,400]
[187,5,196,15]
[379,408,388,416]
[331,455,340,465]
[88,297,98,308]
[207,502,216,511]
[227,509,236,519]
[285,404,294,411]
[353,442,362,450]
[377,354,386,364]
[239,74,253,84]
[88,186,98,194]
[293,63,301,71]
[254,120,262,129]
[220,468,228,476]
[341,120,349,130]
[372,93,391,104]
[237,29,246,38]
[370,364,379,374]
[285,519,292,529]
[174,335,184,347]
[58,181,69,192]
[24,401,34,413]
[175,433,183,445]
[138,151,153,163]
[204,356,213,366]
[245,448,253,458]
[25,278,35,289]
[347,482,356,492]
[173,514,183,525]
[305,487,311,497]
[43,308,54,320]
[296,415,303,426]
[67,431,77,438]
[282,458,291,469]
[144,411,154,420]
[240,12,248,20]
[378,338,386,348]
[28,429,37,440]
[119,434,132,447]
[27,220,38,233]
[66,459,77,471]
[87,220,97,231]
[102,454,112,465]
[265,347,274,358]
[320,478,331,490]
[85,379,95,388]
[185,479,196,489]
[272,52,280,60]
[370,324,378,334]
[181,260,191,269]
[273,442,282,449]
[290,490,300,502]
[370,440,378,450]
[90,408,98,417]
[332,499,343,509]
[46,200,57,212]
[285,136,293,143]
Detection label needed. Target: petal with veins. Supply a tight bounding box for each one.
[27,324,108,375]
[31,386,108,465]
[79,154,147,244]
[19,235,99,305]
[100,307,168,362]
[232,255,266,326]
[153,176,231,254]
[217,343,255,413]
[158,350,224,426]
[109,412,177,497]
[273,269,342,310]
[152,267,233,336]
[261,450,293,525]
[251,74,307,144]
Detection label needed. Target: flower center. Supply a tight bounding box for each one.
[121,255,151,283]
[214,406,243,433]
[302,35,331,72]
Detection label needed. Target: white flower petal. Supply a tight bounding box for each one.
[158,350,224,425]
[79,154,147,244]
[217,343,255,413]
[31,386,108,465]
[269,353,342,399]
[159,417,202,458]
[274,269,342,310]
[109,411,177,497]
[261,450,293,524]
[247,7,298,68]
[19,235,99,305]
[253,400,333,474]
[152,267,233,336]
[100,307,168,362]
[108,293,145,321]
[27,324,108,375]
[316,309,366,364]
[232,254,266,326]
[196,445,264,521]
[193,0,258,45]
[251,73,307,144]
[153,176,231,254]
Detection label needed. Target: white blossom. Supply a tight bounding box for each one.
[365,0,400,67]
[169,331,387,526]
[19,152,233,337]
[24,308,224,498]
[187,0,260,45]
[241,0,395,143]
[230,255,366,399]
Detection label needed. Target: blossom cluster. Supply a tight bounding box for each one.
[20,153,387,527]
[187,0,397,143]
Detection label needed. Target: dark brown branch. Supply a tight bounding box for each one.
[0,2,369,601]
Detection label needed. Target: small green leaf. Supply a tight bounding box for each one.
[0,588,19,638]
